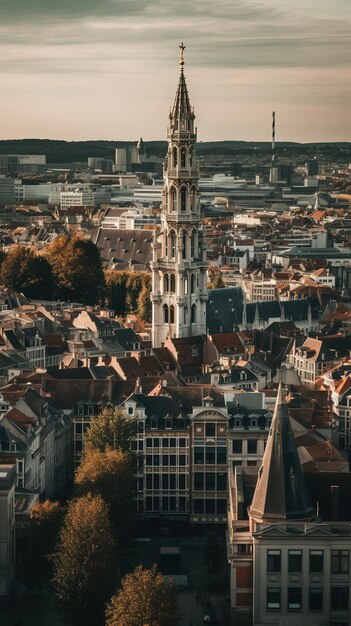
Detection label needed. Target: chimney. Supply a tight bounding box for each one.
[331,485,339,521]
[162,378,167,387]
[135,377,142,394]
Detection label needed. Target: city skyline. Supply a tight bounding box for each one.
[0,0,350,143]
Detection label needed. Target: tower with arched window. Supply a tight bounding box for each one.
[151,44,208,347]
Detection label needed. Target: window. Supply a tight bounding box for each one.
[162,455,169,466]
[205,473,216,490]
[78,405,84,416]
[9,442,16,452]
[206,423,215,437]
[194,447,204,464]
[191,231,195,258]
[289,550,302,573]
[179,438,186,448]
[205,447,215,464]
[75,423,83,434]
[169,188,176,212]
[127,406,134,415]
[180,188,186,212]
[179,454,186,466]
[169,455,176,466]
[217,447,227,464]
[309,587,323,611]
[233,440,243,454]
[169,437,176,448]
[170,231,176,258]
[205,500,215,514]
[172,147,177,168]
[179,475,185,490]
[217,473,227,491]
[331,550,349,573]
[267,587,281,610]
[217,499,227,514]
[191,304,196,324]
[288,587,302,611]
[194,472,204,490]
[170,274,175,293]
[331,587,349,611]
[310,551,323,573]
[247,440,257,454]
[165,419,172,430]
[180,147,186,168]
[163,304,169,323]
[88,405,94,416]
[267,550,281,572]
[150,419,157,429]
[194,499,204,514]
[162,474,169,490]
[191,274,196,293]
[170,305,175,324]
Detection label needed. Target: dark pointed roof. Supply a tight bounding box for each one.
[170,58,195,134]
[250,383,313,521]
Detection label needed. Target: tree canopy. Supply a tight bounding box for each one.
[83,406,136,454]
[105,270,151,319]
[105,564,181,626]
[74,448,135,549]
[52,494,116,626]
[1,245,54,299]
[45,236,105,304]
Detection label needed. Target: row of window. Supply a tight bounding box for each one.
[268,549,349,574]
[163,303,197,324]
[145,437,187,449]
[193,498,227,515]
[145,454,187,467]
[145,473,187,491]
[233,439,259,454]
[194,472,227,491]
[163,273,198,294]
[194,447,227,465]
[267,586,348,612]
[145,495,187,513]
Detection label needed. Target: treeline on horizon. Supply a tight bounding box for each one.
[0,139,349,163]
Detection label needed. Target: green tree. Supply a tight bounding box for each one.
[21,500,64,592]
[46,236,105,305]
[105,564,181,626]
[74,449,135,549]
[1,245,54,299]
[52,494,116,626]
[104,270,128,315]
[83,406,136,454]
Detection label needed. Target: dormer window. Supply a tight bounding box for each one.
[10,442,16,452]
[78,405,84,416]
[250,419,258,429]
[128,406,134,416]
[150,419,157,430]
[234,419,242,428]
[88,405,94,416]
[165,419,172,430]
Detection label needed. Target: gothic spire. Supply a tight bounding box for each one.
[250,383,313,522]
[169,43,195,134]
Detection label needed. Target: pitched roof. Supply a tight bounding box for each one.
[250,384,313,522]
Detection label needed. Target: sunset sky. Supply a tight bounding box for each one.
[0,0,350,142]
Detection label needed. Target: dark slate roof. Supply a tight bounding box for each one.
[250,384,314,521]
[113,328,145,351]
[126,393,187,422]
[207,287,243,334]
[94,228,153,269]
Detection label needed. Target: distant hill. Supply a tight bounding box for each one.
[0,139,349,163]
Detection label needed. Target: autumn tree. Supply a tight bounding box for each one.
[46,236,105,304]
[75,448,135,551]
[1,245,54,299]
[125,273,144,313]
[84,406,136,454]
[104,270,151,317]
[52,494,116,626]
[137,285,152,322]
[104,270,128,315]
[207,272,225,290]
[21,500,64,591]
[105,564,181,626]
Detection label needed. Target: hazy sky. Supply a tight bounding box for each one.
[0,0,350,142]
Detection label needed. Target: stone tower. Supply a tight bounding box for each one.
[151,44,208,347]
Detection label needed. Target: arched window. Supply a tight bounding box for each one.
[191,304,196,324]
[184,306,187,323]
[170,305,175,324]
[191,230,196,258]
[165,233,168,256]
[180,148,186,168]
[170,274,176,293]
[163,304,169,323]
[184,276,188,295]
[191,186,196,212]
[164,274,169,292]
[172,147,177,168]
[182,231,187,259]
[191,273,196,294]
[180,188,186,212]
[169,187,176,212]
[170,231,176,258]
[189,150,193,168]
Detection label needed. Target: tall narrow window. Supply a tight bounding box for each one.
[169,187,176,212]
[170,305,175,324]
[191,231,195,258]
[170,274,176,293]
[172,147,177,168]
[191,186,196,211]
[180,188,186,212]
[163,304,169,323]
[170,231,176,258]
[191,304,196,324]
[181,148,186,168]
[164,274,169,292]
[165,233,168,256]
[182,231,187,259]
[191,274,195,294]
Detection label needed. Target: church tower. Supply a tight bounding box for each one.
[151,44,208,347]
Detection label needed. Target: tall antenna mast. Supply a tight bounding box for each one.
[271,111,275,167]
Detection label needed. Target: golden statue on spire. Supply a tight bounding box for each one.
[179,42,185,70]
